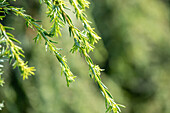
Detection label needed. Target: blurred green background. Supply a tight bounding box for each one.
[0,0,170,113]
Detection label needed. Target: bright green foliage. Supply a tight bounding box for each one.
[0,0,124,112]
[0,23,36,80]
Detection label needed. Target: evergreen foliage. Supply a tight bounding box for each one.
[0,0,124,112]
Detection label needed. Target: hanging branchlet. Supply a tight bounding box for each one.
[69,0,101,44]
[46,41,76,87]
[42,0,125,112]
[4,5,76,87]
[0,23,36,80]
[0,0,125,112]
[43,0,64,37]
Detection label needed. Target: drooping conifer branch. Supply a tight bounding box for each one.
[0,0,124,112]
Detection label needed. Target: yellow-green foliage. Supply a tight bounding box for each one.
[0,0,124,112]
